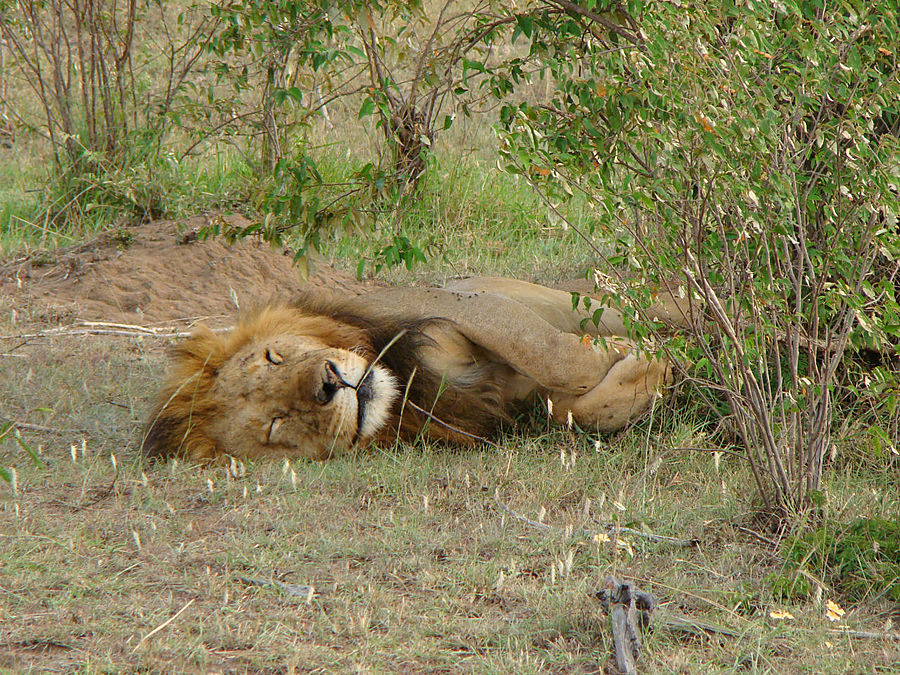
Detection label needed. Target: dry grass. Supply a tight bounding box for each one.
[1,320,898,674]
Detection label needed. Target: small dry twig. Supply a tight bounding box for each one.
[0,416,74,436]
[50,474,119,511]
[0,319,232,341]
[736,524,781,548]
[652,613,740,638]
[827,628,900,641]
[407,400,501,447]
[131,598,195,652]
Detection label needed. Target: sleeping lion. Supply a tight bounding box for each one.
[143,277,677,461]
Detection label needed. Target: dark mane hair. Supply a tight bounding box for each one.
[289,291,510,444]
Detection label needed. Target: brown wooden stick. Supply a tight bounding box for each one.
[0,416,75,436]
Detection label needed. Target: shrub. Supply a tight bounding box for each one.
[495,0,900,515]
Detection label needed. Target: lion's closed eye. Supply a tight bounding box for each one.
[267,417,284,443]
[266,348,284,365]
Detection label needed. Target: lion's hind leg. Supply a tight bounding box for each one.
[548,352,670,432]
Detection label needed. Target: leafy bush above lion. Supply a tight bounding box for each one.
[143,277,682,461]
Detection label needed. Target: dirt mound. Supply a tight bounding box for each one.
[0,215,377,327]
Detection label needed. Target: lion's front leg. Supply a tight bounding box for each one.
[548,353,670,432]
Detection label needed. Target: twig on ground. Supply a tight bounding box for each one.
[494,496,554,531]
[652,613,740,638]
[0,416,75,436]
[131,597,195,652]
[1,339,29,354]
[736,524,781,548]
[50,475,119,511]
[0,320,232,341]
[596,577,657,674]
[827,628,900,641]
[630,576,750,622]
[2,327,187,339]
[406,400,502,447]
[494,492,699,547]
[610,525,700,547]
[103,398,133,410]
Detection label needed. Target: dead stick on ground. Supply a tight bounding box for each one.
[736,524,781,548]
[494,493,698,547]
[132,598,195,653]
[0,416,76,436]
[828,629,900,641]
[0,328,195,339]
[597,577,657,674]
[652,613,740,638]
[0,322,232,341]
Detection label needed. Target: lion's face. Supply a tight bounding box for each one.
[205,334,398,460]
[143,307,399,462]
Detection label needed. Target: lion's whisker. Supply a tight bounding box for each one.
[355,329,407,390]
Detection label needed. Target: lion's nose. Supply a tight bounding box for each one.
[316,360,345,404]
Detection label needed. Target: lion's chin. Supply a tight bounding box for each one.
[353,364,398,444]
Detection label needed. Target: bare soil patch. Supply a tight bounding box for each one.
[0,214,377,328]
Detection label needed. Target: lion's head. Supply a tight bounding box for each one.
[143,306,398,461]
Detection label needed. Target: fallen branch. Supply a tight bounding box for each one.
[592,586,741,652]
[596,577,657,674]
[0,320,232,341]
[610,525,700,548]
[1,327,189,340]
[652,613,740,638]
[827,628,900,641]
[494,493,698,547]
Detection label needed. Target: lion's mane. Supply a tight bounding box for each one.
[143,292,508,460]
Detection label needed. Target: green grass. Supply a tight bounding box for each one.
[0,142,57,254]
[310,151,604,283]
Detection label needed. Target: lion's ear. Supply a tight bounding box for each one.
[141,326,227,462]
[141,400,220,462]
[170,325,229,374]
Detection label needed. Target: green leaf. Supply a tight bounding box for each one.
[515,15,534,39]
[358,98,375,119]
